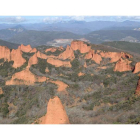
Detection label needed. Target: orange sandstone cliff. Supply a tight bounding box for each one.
[71,40,91,53]
[135,77,140,95]
[133,62,140,74]
[85,49,102,64]
[37,51,48,59]
[11,49,26,68]
[18,44,32,53]
[47,58,72,67]
[114,58,132,72]
[38,96,70,124]
[30,48,37,53]
[59,45,75,60]
[100,52,132,63]
[6,68,46,85]
[28,53,38,67]
[0,46,11,61]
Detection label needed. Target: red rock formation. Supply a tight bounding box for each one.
[28,53,38,67]
[37,51,48,59]
[0,46,11,61]
[6,68,46,85]
[50,80,68,94]
[47,58,72,67]
[45,48,57,53]
[59,45,75,60]
[0,87,3,94]
[84,62,87,68]
[45,67,49,73]
[11,49,26,68]
[78,72,85,76]
[135,77,140,95]
[58,46,64,51]
[100,52,132,63]
[85,50,102,64]
[18,44,32,53]
[38,96,70,124]
[71,40,91,53]
[30,48,37,53]
[114,58,132,72]
[133,62,140,74]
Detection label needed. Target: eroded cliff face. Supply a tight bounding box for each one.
[0,87,3,94]
[38,96,70,124]
[100,52,132,63]
[71,40,91,53]
[133,62,140,74]
[47,58,72,67]
[45,48,57,53]
[11,49,26,68]
[28,53,38,67]
[135,77,140,95]
[6,68,46,85]
[18,44,32,53]
[114,58,132,72]
[30,48,37,53]
[59,45,75,60]
[37,51,48,59]
[85,49,102,64]
[50,80,68,93]
[0,46,11,61]
[78,72,85,76]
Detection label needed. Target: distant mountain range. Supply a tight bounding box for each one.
[0,21,140,47]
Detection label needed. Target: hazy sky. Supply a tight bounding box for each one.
[0,16,140,24]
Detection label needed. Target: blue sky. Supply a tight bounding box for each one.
[0,16,140,24]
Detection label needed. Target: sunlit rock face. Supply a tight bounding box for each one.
[71,40,91,53]
[10,49,26,68]
[28,53,38,68]
[38,96,70,124]
[18,44,32,53]
[30,48,37,53]
[135,77,140,95]
[37,51,48,59]
[6,68,46,85]
[85,49,102,64]
[114,58,132,72]
[47,58,72,67]
[0,46,11,61]
[59,45,75,60]
[133,62,140,74]
[100,52,132,63]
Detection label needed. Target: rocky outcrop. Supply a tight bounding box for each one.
[50,80,68,93]
[100,52,132,63]
[28,53,38,67]
[133,62,140,74]
[47,58,72,67]
[11,49,26,68]
[45,48,57,53]
[114,58,132,72]
[85,49,102,64]
[135,77,140,95]
[78,72,85,76]
[0,87,3,94]
[45,67,49,73]
[0,46,11,61]
[30,48,37,53]
[37,51,48,59]
[6,68,46,85]
[59,45,75,60]
[18,44,32,53]
[38,96,70,124]
[71,40,91,53]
